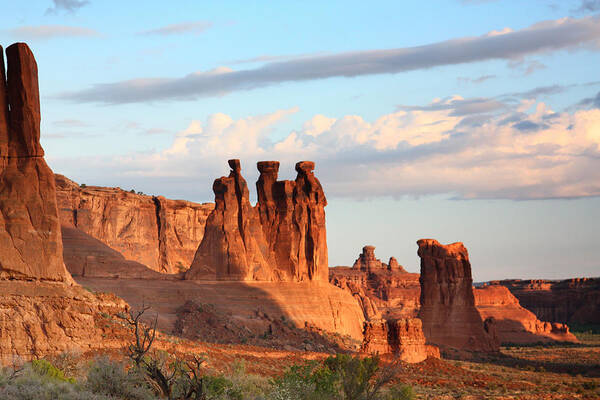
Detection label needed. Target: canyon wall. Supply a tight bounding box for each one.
[498,278,600,325]
[186,159,329,282]
[55,174,213,274]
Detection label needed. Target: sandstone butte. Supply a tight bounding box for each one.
[186,159,328,282]
[417,239,499,352]
[0,43,128,362]
[55,173,214,275]
[330,245,578,346]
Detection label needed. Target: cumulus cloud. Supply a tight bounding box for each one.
[46,0,89,14]
[59,15,600,104]
[49,96,600,201]
[7,25,99,40]
[139,21,213,36]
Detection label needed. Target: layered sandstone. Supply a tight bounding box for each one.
[76,277,367,347]
[55,174,213,274]
[474,285,577,343]
[0,280,127,362]
[186,160,329,282]
[417,239,498,352]
[498,278,600,325]
[361,318,437,362]
[329,246,421,320]
[0,43,70,282]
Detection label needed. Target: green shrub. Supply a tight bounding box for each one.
[31,359,75,384]
[85,357,155,400]
[385,384,415,400]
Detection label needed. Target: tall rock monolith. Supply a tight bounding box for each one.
[417,239,498,352]
[0,43,70,282]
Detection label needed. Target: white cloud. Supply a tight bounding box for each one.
[49,96,600,201]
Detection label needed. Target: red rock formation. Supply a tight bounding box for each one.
[0,43,70,282]
[474,285,577,343]
[187,159,329,282]
[0,280,128,362]
[361,318,437,362]
[186,160,273,281]
[417,239,498,352]
[55,174,213,274]
[498,278,600,325]
[330,246,419,320]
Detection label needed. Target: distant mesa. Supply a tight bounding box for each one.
[186,159,329,282]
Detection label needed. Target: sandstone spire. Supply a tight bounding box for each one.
[0,43,71,282]
[186,160,273,281]
[187,159,329,282]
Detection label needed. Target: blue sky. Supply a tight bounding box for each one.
[1,0,599,280]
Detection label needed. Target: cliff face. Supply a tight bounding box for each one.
[0,43,70,282]
[417,239,499,352]
[474,285,577,343]
[186,160,329,282]
[361,318,439,362]
[0,281,127,363]
[498,278,600,325]
[55,174,213,274]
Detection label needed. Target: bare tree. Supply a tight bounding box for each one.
[118,305,157,367]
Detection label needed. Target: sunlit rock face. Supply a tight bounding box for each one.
[417,239,499,352]
[186,159,329,282]
[55,174,214,275]
[0,43,70,282]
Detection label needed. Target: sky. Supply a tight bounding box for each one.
[1,0,599,281]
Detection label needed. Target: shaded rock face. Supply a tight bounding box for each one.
[0,43,70,282]
[55,174,213,274]
[187,160,328,282]
[498,278,600,325]
[474,285,577,343]
[361,318,438,362]
[417,239,499,352]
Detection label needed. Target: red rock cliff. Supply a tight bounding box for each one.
[498,278,600,325]
[55,174,214,274]
[417,239,498,352]
[0,43,70,282]
[186,160,329,282]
